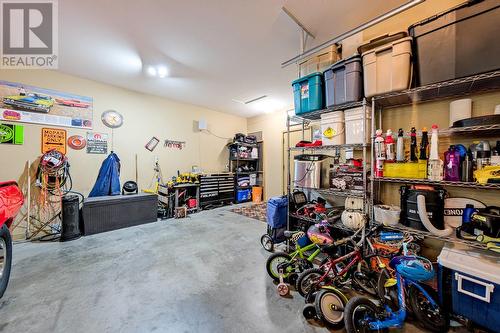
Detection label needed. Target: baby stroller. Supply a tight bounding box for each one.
[260,196,288,252]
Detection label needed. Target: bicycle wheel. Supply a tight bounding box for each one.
[409,284,449,332]
[266,252,292,282]
[260,234,274,252]
[352,261,378,296]
[296,268,325,297]
[315,289,347,329]
[344,296,388,333]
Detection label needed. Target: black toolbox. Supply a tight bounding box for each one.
[409,0,500,86]
[82,193,157,235]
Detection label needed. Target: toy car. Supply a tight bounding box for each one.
[3,93,54,113]
[55,98,90,108]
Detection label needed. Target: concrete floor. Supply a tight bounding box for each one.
[0,205,441,333]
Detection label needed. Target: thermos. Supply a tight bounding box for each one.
[461,152,473,182]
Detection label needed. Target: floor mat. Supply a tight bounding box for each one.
[231,203,267,223]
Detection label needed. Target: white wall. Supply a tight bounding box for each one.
[0,70,247,196]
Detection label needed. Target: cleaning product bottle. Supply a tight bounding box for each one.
[410,127,418,162]
[374,129,386,160]
[419,127,429,160]
[444,145,461,181]
[385,129,395,162]
[428,124,444,181]
[396,128,405,162]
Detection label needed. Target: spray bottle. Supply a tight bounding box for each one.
[428,124,444,181]
[410,127,418,162]
[385,129,395,161]
[419,127,429,160]
[396,128,405,162]
[374,129,385,177]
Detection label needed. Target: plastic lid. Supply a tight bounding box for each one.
[292,72,323,85]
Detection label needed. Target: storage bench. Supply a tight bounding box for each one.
[82,193,158,235]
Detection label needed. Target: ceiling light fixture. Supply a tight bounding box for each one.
[157,66,168,78]
[147,66,157,77]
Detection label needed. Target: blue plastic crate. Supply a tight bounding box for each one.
[292,72,324,115]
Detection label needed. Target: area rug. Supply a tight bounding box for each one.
[231,203,267,223]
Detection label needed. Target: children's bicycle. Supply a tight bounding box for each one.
[296,226,384,298]
[344,254,449,333]
[266,230,321,287]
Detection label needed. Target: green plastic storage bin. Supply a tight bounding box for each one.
[292,72,324,115]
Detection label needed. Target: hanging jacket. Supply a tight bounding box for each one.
[89,153,121,197]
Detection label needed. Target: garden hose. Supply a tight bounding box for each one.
[416,195,453,237]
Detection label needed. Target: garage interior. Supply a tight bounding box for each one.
[0,1,499,332]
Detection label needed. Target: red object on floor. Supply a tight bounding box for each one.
[187,198,197,209]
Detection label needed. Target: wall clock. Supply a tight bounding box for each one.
[101,110,124,128]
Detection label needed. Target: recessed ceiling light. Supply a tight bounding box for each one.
[157,66,168,78]
[147,66,157,77]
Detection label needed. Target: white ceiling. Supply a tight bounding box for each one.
[58,0,408,117]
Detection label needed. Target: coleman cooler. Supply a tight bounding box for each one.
[409,0,500,86]
[438,245,500,333]
[324,55,363,107]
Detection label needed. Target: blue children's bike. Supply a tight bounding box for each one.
[344,252,448,333]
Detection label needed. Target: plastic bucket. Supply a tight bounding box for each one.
[344,106,371,144]
[320,111,345,145]
[252,186,263,203]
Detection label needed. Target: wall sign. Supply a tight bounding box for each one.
[86,132,108,154]
[164,139,186,150]
[68,135,87,150]
[41,128,67,154]
[0,123,24,145]
[145,137,160,152]
[0,80,93,129]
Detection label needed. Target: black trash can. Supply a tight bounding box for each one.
[61,195,81,242]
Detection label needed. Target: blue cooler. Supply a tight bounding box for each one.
[292,72,324,115]
[438,245,500,333]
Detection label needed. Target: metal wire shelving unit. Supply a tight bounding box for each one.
[286,99,371,236]
[369,70,500,251]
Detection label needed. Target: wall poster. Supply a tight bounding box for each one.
[0,80,93,129]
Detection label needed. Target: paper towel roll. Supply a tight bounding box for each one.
[495,104,500,115]
[449,99,472,127]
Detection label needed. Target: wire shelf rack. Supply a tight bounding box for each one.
[290,143,369,152]
[289,213,354,233]
[373,71,500,108]
[293,100,365,121]
[295,186,366,198]
[374,223,488,251]
[372,177,500,190]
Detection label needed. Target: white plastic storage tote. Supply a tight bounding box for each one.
[320,111,345,146]
[438,246,500,333]
[344,106,371,145]
[361,36,413,97]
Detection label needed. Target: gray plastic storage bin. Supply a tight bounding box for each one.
[324,55,363,107]
[409,0,500,86]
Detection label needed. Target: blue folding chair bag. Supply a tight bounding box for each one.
[266,196,288,229]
